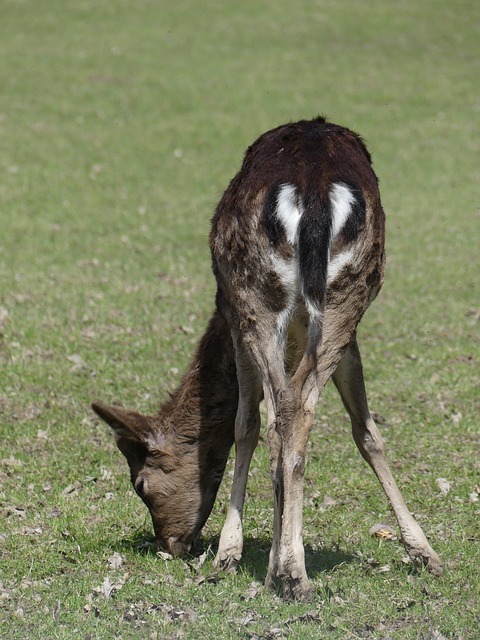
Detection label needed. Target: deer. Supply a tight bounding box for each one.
[92,116,443,601]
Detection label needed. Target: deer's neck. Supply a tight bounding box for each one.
[161,309,238,451]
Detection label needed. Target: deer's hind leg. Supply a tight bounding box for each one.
[275,311,354,601]
[333,338,443,575]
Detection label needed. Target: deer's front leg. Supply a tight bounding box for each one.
[333,338,443,575]
[214,352,261,573]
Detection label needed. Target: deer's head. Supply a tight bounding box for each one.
[92,401,225,556]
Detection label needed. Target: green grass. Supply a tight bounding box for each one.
[1,0,479,638]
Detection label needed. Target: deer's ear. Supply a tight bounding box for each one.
[91,401,165,452]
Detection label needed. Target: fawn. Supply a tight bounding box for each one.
[93,116,442,600]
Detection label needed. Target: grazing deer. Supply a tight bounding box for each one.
[92,116,442,600]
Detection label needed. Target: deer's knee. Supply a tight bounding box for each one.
[354,418,385,457]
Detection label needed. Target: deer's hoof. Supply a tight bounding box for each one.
[425,551,444,576]
[281,574,313,602]
[213,550,241,574]
[408,547,444,576]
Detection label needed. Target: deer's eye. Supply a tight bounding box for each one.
[135,479,145,496]
[135,479,154,508]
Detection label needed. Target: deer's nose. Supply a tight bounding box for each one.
[158,536,191,557]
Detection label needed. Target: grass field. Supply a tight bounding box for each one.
[1,0,479,638]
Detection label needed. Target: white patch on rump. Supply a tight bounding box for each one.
[330,182,356,239]
[327,248,354,284]
[269,251,300,334]
[276,183,302,244]
[271,181,358,321]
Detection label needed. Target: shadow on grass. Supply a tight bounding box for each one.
[240,536,355,581]
[116,529,355,581]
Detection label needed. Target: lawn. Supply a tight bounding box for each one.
[0,0,479,638]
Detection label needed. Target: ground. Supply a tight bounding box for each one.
[1,0,479,638]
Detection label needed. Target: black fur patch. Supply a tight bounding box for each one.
[298,190,332,310]
[339,182,366,243]
[263,183,283,247]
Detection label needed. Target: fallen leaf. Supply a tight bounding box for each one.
[192,574,221,586]
[1,455,23,468]
[436,478,452,496]
[163,605,197,623]
[93,573,127,600]
[16,405,43,421]
[320,495,337,511]
[52,600,61,621]
[371,411,389,425]
[469,483,480,503]
[83,603,100,616]
[0,307,8,331]
[236,611,258,626]
[108,552,124,570]
[11,293,31,304]
[67,353,87,373]
[180,325,194,335]
[20,527,43,536]
[94,576,115,599]
[241,581,263,601]
[285,611,323,625]
[188,550,207,571]
[369,523,397,541]
[451,412,462,427]
[5,506,26,518]
[81,327,97,339]
[62,482,80,496]
[100,467,113,482]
